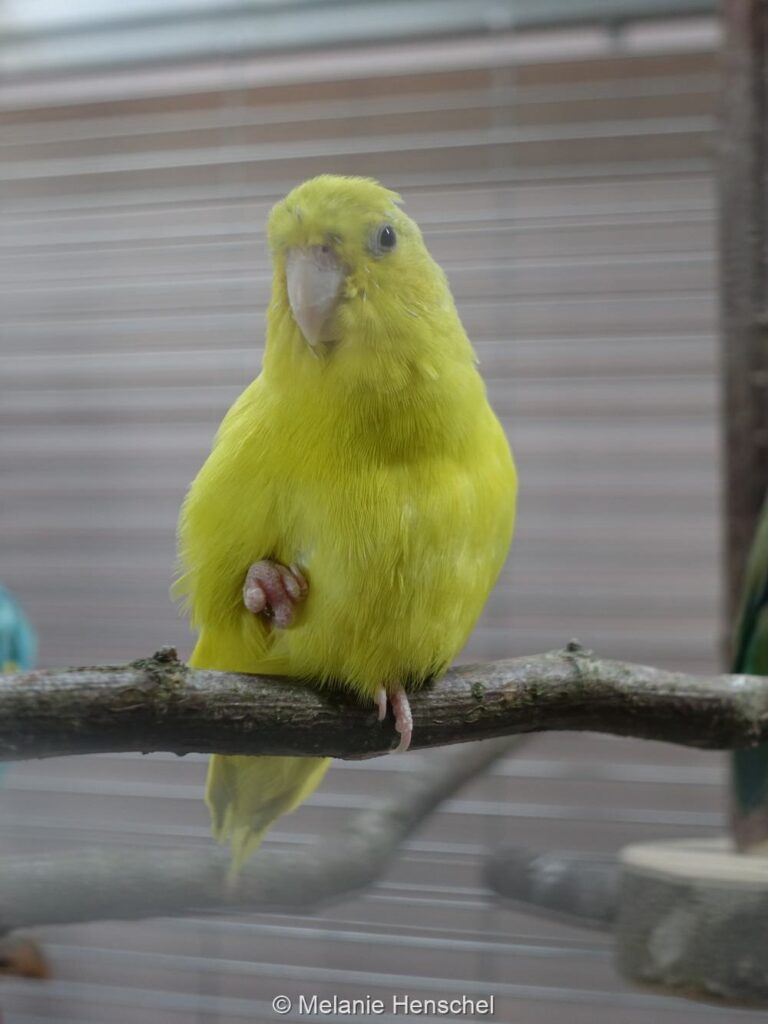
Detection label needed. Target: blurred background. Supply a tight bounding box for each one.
[1,0,761,1022]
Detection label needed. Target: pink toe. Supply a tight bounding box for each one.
[375,688,388,722]
[391,690,413,753]
[253,565,293,628]
[288,564,309,597]
[281,568,302,602]
[270,595,294,629]
[243,584,266,614]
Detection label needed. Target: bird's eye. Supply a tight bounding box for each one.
[372,224,397,255]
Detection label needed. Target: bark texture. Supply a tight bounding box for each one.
[1,644,768,760]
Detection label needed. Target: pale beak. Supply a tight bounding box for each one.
[285,246,344,348]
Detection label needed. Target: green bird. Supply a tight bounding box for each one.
[731,493,768,847]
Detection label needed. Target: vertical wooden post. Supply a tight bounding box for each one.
[720,0,768,851]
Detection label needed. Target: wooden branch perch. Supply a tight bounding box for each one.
[0,738,518,931]
[1,644,767,760]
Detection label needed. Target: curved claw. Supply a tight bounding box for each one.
[375,687,413,753]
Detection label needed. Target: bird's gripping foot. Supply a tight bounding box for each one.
[243,560,308,629]
[377,687,413,753]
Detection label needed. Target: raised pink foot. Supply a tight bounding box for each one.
[243,560,307,629]
[376,687,413,753]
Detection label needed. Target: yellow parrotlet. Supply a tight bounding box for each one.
[176,175,517,875]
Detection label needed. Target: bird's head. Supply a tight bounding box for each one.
[265,176,469,378]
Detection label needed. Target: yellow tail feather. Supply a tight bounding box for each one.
[206,754,331,882]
